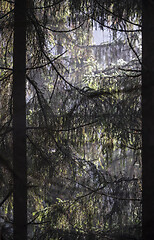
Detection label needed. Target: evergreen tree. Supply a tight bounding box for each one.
[0,1,144,239]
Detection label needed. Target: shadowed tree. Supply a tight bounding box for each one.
[13,0,27,239]
[142,0,154,239]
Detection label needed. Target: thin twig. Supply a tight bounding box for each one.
[0,9,14,20]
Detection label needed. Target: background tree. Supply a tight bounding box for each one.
[0,0,143,239]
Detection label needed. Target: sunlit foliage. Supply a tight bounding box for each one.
[0,1,142,239]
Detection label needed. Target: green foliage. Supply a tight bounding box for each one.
[0,0,142,239]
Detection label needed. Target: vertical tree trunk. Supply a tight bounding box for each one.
[13,0,27,239]
[142,0,154,239]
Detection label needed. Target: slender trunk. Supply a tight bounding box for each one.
[13,0,27,239]
[142,0,154,239]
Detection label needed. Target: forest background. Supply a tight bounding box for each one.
[0,0,152,239]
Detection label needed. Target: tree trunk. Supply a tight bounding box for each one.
[142,0,154,239]
[13,0,27,239]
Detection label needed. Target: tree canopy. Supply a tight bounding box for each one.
[0,0,143,239]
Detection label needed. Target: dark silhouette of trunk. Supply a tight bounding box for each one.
[142,0,154,239]
[13,0,27,239]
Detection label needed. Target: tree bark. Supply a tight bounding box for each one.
[142,0,154,239]
[13,0,27,239]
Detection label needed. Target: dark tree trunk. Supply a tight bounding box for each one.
[142,0,154,239]
[13,0,27,239]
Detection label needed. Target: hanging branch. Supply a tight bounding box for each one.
[94,0,142,27]
[123,23,142,65]
[26,50,67,70]
[27,11,86,95]
[83,12,141,32]
[38,21,85,33]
